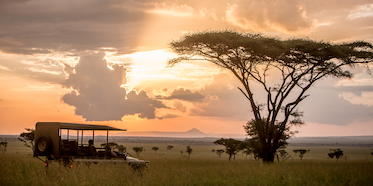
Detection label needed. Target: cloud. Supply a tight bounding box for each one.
[185,72,373,126]
[225,0,316,33]
[147,3,195,17]
[157,114,180,120]
[0,64,13,71]
[348,3,373,19]
[158,88,205,102]
[299,79,373,126]
[189,73,253,120]
[60,52,166,121]
[1,0,373,56]
[27,67,61,75]
[173,100,187,112]
[335,85,373,96]
[0,0,147,54]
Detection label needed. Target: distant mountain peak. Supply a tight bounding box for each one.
[185,128,205,134]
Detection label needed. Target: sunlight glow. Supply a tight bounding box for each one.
[107,50,178,91]
[148,4,194,17]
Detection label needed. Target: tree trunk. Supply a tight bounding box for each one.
[262,151,275,163]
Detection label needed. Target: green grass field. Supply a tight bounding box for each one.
[1,141,372,185]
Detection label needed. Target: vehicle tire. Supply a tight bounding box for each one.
[36,136,52,156]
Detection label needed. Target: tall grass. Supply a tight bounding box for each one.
[1,154,372,186]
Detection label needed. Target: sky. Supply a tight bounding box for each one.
[1,0,373,137]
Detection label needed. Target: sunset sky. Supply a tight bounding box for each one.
[1,0,373,137]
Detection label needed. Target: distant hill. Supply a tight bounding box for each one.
[185,128,205,135]
[117,128,245,138]
[119,128,213,138]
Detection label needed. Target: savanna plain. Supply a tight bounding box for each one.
[0,138,372,186]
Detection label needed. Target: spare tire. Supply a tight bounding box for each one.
[36,136,52,156]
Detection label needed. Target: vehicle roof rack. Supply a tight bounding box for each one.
[36,122,126,131]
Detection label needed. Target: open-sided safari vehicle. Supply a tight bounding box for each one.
[34,122,149,169]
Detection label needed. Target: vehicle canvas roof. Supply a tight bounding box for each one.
[36,122,126,131]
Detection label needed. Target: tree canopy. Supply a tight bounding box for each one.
[186,146,193,159]
[152,147,159,153]
[169,30,373,163]
[167,145,174,150]
[214,138,246,161]
[328,149,344,161]
[18,128,35,153]
[101,142,118,150]
[132,147,143,157]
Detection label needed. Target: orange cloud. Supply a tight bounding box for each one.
[225,0,316,33]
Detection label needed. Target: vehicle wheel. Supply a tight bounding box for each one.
[36,136,52,155]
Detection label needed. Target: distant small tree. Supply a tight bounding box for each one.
[293,149,308,160]
[152,147,159,153]
[186,146,193,159]
[167,145,174,150]
[180,150,183,156]
[101,142,118,151]
[216,149,224,158]
[18,128,35,153]
[243,149,253,159]
[334,149,344,161]
[132,147,143,157]
[117,145,126,153]
[0,141,7,153]
[211,149,215,153]
[214,138,244,161]
[277,149,292,161]
[328,149,344,161]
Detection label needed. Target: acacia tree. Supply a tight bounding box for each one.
[167,145,174,150]
[328,149,344,161]
[216,149,224,158]
[186,146,193,159]
[243,149,253,159]
[152,147,159,153]
[214,138,244,161]
[101,142,119,151]
[277,149,291,161]
[18,128,35,153]
[117,145,126,153]
[294,149,308,160]
[0,141,7,153]
[169,30,373,163]
[132,147,143,157]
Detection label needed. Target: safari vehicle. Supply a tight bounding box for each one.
[34,122,149,169]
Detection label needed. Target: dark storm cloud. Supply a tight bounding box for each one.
[1,0,373,55]
[0,0,146,54]
[61,52,166,121]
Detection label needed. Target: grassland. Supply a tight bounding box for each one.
[0,140,372,185]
